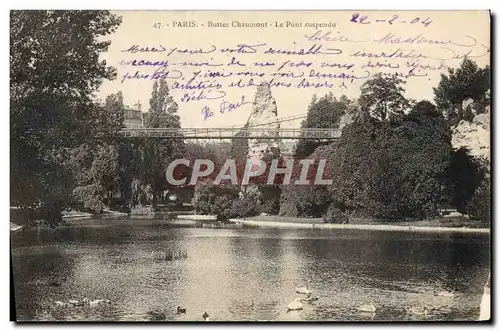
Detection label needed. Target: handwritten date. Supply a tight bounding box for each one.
[350,13,432,27]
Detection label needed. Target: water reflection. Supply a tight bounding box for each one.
[11,220,489,321]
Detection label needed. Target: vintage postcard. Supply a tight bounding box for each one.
[10,10,490,322]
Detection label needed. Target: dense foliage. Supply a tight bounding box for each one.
[281,62,490,224]
[359,74,410,121]
[433,58,490,123]
[10,10,122,225]
[294,93,348,159]
[193,180,258,222]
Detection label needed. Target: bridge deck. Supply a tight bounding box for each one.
[117,127,341,140]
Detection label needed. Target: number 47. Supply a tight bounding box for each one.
[153,22,162,29]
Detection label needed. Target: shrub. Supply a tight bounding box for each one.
[130,205,155,215]
[323,204,350,224]
[466,177,490,224]
[193,180,240,222]
[71,184,105,213]
[256,185,281,215]
[231,196,258,218]
[296,185,331,217]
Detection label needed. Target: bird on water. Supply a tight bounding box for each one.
[287,298,303,312]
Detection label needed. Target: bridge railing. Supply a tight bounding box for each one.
[117,127,341,140]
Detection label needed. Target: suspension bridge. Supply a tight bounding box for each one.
[117,113,342,140]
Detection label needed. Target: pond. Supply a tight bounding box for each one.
[11,217,490,322]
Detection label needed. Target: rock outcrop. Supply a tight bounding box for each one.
[245,82,281,163]
[451,99,490,163]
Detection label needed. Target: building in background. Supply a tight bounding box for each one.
[124,101,144,128]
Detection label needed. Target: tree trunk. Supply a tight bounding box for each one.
[152,190,157,208]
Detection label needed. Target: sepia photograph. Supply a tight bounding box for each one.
[9,9,491,322]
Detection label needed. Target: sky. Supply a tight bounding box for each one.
[97,10,490,129]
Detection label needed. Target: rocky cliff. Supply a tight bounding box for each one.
[451,98,490,163]
[245,82,281,163]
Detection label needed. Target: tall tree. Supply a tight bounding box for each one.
[100,91,125,136]
[359,74,410,121]
[294,93,348,158]
[144,80,181,128]
[10,10,122,224]
[433,58,490,123]
[327,101,452,220]
[366,108,452,219]
[142,79,184,206]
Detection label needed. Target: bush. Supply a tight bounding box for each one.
[279,185,301,216]
[323,204,350,224]
[193,180,240,222]
[131,205,155,215]
[71,184,105,213]
[231,196,258,218]
[279,144,337,217]
[296,186,331,217]
[256,185,281,215]
[466,177,490,224]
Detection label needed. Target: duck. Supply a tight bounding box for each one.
[202,312,210,321]
[177,306,186,314]
[435,290,454,297]
[287,298,303,311]
[296,285,313,295]
[358,302,376,313]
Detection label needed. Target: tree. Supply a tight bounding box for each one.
[466,175,490,224]
[192,180,241,222]
[326,101,452,221]
[359,74,410,121]
[443,148,486,213]
[280,144,337,217]
[99,91,125,137]
[367,107,452,219]
[10,10,122,224]
[294,93,348,158]
[328,114,383,215]
[409,100,440,118]
[142,79,184,206]
[90,144,120,207]
[144,79,181,128]
[433,58,490,122]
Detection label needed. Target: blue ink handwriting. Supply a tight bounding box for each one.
[180,89,227,103]
[350,13,432,27]
[219,95,251,114]
[264,44,342,56]
[121,68,183,83]
[201,105,214,121]
[304,30,365,43]
[220,43,267,54]
[373,33,477,47]
[350,49,428,60]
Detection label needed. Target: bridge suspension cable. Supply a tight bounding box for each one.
[222,113,308,129]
